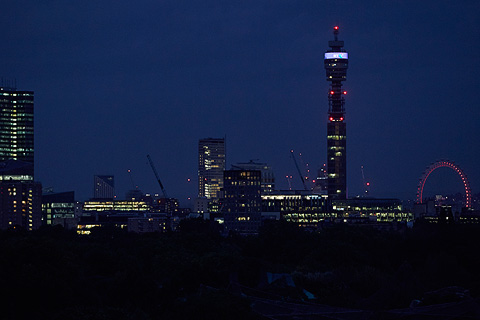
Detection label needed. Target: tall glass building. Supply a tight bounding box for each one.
[0,84,39,230]
[198,137,225,200]
[0,86,34,167]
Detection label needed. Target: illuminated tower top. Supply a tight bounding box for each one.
[324,26,348,77]
[324,26,348,118]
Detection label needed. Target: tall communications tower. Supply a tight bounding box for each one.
[324,26,348,199]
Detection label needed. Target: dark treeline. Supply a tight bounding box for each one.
[1,220,479,319]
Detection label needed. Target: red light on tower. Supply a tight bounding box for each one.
[329,117,333,121]
[334,26,339,30]
[330,90,334,95]
[340,117,344,121]
[343,91,347,95]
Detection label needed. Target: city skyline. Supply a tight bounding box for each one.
[0,1,479,202]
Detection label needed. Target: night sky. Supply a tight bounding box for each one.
[1,1,479,204]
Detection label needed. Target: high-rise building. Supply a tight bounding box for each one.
[0,83,40,230]
[198,138,225,200]
[223,169,262,235]
[324,26,348,199]
[0,85,34,169]
[93,175,115,199]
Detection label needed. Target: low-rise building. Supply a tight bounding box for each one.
[262,191,332,228]
[42,191,76,229]
[82,200,150,213]
[128,214,168,233]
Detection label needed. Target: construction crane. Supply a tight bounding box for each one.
[285,175,293,190]
[290,150,307,190]
[298,152,312,189]
[147,154,168,199]
[127,169,138,190]
[361,165,371,196]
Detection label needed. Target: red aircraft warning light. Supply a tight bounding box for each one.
[334,26,339,30]
[343,91,347,95]
[330,90,335,95]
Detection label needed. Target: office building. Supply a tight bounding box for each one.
[128,215,168,233]
[262,191,332,228]
[223,169,262,235]
[77,214,130,235]
[194,197,210,214]
[232,160,275,194]
[154,197,179,215]
[333,198,412,223]
[0,85,34,171]
[42,191,76,228]
[82,200,149,213]
[93,175,115,199]
[324,26,348,199]
[198,138,225,200]
[0,160,42,230]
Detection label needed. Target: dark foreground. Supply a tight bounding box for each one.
[1,220,479,319]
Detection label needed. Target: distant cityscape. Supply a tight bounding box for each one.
[0,27,478,235]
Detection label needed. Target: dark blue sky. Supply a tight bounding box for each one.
[1,0,479,203]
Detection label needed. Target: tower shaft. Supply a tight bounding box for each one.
[324,27,348,199]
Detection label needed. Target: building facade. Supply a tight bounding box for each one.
[232,160,275,194]
[128,215,168,233]
[93,175,115,199]
[0,86,34,168]
[0,180,42,230]
[82,200,149,213]
[262,191,332,228]
[0,160,41,230]
[332,198,412,223]
[198,138,225,200]
[223,169,262,235]
[42,191,76,228]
